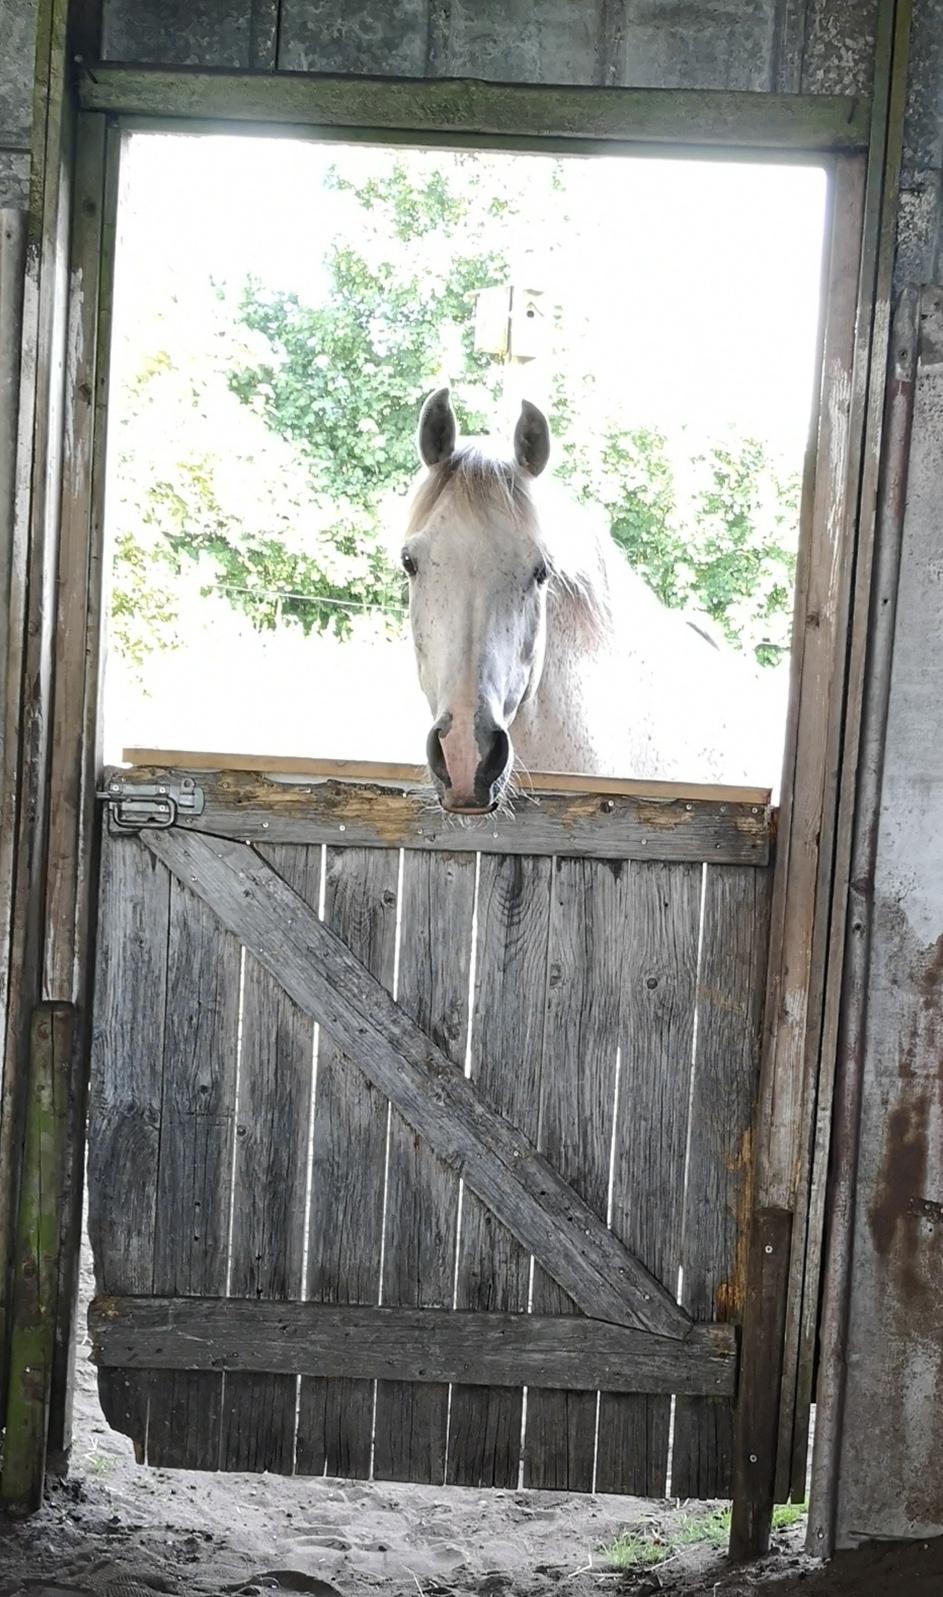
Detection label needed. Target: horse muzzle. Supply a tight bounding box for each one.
[426,717,512,814]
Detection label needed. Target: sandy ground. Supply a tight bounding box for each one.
[2,1246,941,1597]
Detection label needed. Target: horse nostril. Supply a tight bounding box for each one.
[427,727,450,789]
[479,727,510,791]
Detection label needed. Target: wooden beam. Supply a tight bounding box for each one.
[120,748,772,807]
[0,1005,74,1514]
[109,767,772,867]
[143,829,691,1340]
[89,1298,736,1396]
[76,66,869,153]
[729,1208,792,1561]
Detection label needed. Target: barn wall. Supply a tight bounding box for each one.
[2,0,943,1550]
[95,0,880,93]
[834,0,943,1548]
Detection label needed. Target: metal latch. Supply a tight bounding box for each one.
[98,777,205,831]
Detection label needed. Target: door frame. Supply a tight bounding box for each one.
[0,38,903,1556]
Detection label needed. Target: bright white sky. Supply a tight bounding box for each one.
[105,133,827,778]
[118,133,827,456]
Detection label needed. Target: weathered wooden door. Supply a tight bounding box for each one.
[87,760,772,1492]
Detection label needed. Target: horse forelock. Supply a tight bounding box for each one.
[405,444,614,646]
[405,445,537,539]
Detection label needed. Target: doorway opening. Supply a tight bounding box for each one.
[102,132,826,795]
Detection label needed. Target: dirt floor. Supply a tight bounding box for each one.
[2,1248,941,1597]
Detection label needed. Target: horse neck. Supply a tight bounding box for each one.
[512,516,634,775]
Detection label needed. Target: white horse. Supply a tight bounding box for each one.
[401,388,786,814]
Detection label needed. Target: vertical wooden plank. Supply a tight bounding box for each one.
[672,866,772,1498]
[222,844,321,1474]
[447,854,552,1488]
[86,830,170,1455]
[45,110,121,1473]
[373,851,476,1485]
[526,858,623,1492]
[595,861,701,1496]
[0,1005,74,1512]
[146,875,242,1469]
[295,847,398,1479]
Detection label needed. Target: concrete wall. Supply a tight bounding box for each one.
[0,0,37,209]
[1,0,943,1551]
[96,0,879,93]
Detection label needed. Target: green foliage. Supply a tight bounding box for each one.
[111,151,800,669]
[605,1502,807,1571]
[559,423,797,667]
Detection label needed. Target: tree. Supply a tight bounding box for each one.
[111,151,800,670]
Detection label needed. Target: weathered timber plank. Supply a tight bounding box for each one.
[448,855,551,1488]
[222,845,321,1474]
[111,766,771,866]
[527,859,627,1491]
[596,861,702,1495]
[144,832,690,1338]
[146,871,242,1469]
[87,832,171,1455]
[89,1300,735,1395]
[374,852,476,1484]
[729,1209,792,1561]
[120,750,772,807]
[672,867,771,1498]
[0,1005,74,1512]
[297,847,398,1479]
[77,67,870,151]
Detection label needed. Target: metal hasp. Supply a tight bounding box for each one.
[98,777,205,831]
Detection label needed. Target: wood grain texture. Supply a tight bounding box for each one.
[145,872,242,1470]
[89,1300,735,1394]
[595,861,702,1496]
[0,1005,74,1511]
[222,844,320,1474]
[296,847,398,1479]
[77,65,870,150]
[143,831,689,1338]
[527,858,626,1491]
[86,832,171,1453]
[671,866,771,1498]
[120,750,771,807]
[109,766,772,866]
[448,855,551,1487]
[373,851,475,1484]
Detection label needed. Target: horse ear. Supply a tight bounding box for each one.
[417,387,458,466]
[513,400,551,477]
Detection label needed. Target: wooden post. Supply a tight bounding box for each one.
[0,1004,74,1514]
[729,1209,792,1560]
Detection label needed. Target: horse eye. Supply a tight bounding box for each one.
[402,549,418,577]
[534,563,549,586]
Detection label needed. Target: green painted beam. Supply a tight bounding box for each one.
[76,65,869,154]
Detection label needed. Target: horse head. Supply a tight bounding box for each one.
[401,387,552,814]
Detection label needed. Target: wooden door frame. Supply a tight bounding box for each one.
[0,45,902,1551]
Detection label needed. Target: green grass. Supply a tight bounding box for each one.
[604,1502,808,1572]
